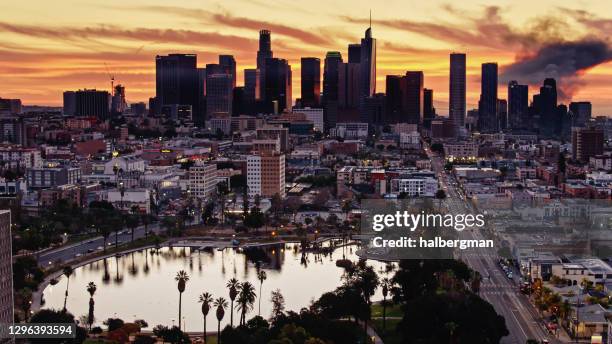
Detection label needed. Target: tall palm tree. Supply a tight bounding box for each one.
[86,282,97,330]
[198,292,213,344]
[214,297,228,344]
[62,266,74,311]
[380,278,391,333]
[236,281,256,325]
[175,270,190,330]
[257,270,267,316]
[226,278,239,327]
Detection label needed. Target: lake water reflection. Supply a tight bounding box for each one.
[41,242,392,332]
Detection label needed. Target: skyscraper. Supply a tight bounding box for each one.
[569,101,592,128]
[338,61,360,111]
[323,51,343,129]
[74,89,110,120]
[206,73,233,118]
[244,69,260,103]
[385,75,403,124]
[359,27,376,110]
[300,57,321,107]
[535,78,558,137]
[572,127,604,162]
[63,91,76,116]
[449,53,466,134]
[348,44,361,63]
[497,99,508,130]
[155,54,199,117]
[257,30,273,97]
[423,88,435,129]
[219,55,236,88]
[264,58,292,114]
[403,71,424,125]
[508,81,528,129]
[0,210,13,331]
[478,62,498,132]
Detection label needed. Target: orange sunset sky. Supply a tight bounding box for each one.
[1,0,611,114]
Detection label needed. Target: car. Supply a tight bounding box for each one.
[87,240,95,244]
[87,248,94,253]
[96,246,103,251]
[74,253,82,258]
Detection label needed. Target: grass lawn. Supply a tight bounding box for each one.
[371,303,402,318]
[371,318,403,344]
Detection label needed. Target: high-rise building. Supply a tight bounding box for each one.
[359,27,376,110]
[206,73,233,118]
[264,58,292,114]
[232,87,246,117]
[155,54,199,117]
[246,153,286,199]
[423,88,435,129]
[362,93,386,125]
[219,55,236,88]
[74,89,110,120]
[323,52,343,129]
[111,84,127,114]
[63,91,76,116]
[0,98,21,115]
[300,57,321,107]
[534,78,558,137]
[478,63,498,132]
[572,127,604,162]
[497,99,508,130]
[257,30,273,97]
[385,75,403,124]
[348,44,361,63]
[403,71,424,125]
[244,69,260,102]
[0,210,13,330]
[508,81,528,129]
[569,101,592,128]
[188,163,218,200]
[449,53,466,133]
[338,61,360,111]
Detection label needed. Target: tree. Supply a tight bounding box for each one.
[435,189,446,210]
[198,292,213,344]
[62,265,74,311]
[270,289,285,320]
[221,279,238,329]
[86,282,97,330]
[380,277,392,333]
[175,270,190,330]
[126,212,140,243]
[236,282,257,325]
[214,297,229,344]
[257,270,267,316]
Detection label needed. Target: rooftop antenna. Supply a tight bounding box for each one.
[369,10,372,29]
[104,62,115,96]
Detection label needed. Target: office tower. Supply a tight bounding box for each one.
[63,91,76,116]
[338,61,360,117]
[348,44,361,63]
[385,75,403,124]
[362,93,386,125]
[300,57,321,107]
[111,84,127,114]
[359,26,376,108]
[423,88,435,129]
[0,210,13,330]
[449,53,466,133]
[569,101,592,127]
[131,102,147,117]
[244,69,260,103]
[478,63,498,132]
[572,127,604,162]
[74,89,110,120]
[247,152,286,199]
[219,55,236,88]
[0,98,21,115]
[323,52,343,129]
[155,54,199,117]
[263,58,292,114]
[257,30,273,96]
[188,163,218,200]
[535,78,558,137]
[497,99,508,130]
[206,73,233,118]
[197,68,207,124]
[232,87,246,116]
[508,81,528,129]
[403,72,424,125]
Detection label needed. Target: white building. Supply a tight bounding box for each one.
[399,132,421,149]
[188,163,218,200]
[331,123,368,139]
[444,142,478,158]
[103,188,151,214]
[391,177,438,197]
[0,145,42,170]
[293,107,324,132]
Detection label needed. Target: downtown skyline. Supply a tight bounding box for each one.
[1,0,612,114]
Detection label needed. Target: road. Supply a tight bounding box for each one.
[427,147,559,344]
[36,223,162,267]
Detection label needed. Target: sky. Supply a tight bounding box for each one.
[1,0,611,115]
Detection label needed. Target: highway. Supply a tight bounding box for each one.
[427,148,558,344]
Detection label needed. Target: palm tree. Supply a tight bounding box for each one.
[62,266,74,311]
[198,292,213,344]
[175,270,190,330]
[257,270,267,316]
[380,277,391,333]
[214,297,228,344]
[236,282,256,325]
[86,282,97,330]
[226,278,239,327]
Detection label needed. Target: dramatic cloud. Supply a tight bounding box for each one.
[500,40,612,100]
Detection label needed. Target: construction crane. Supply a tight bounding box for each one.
[104,63,115,96]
